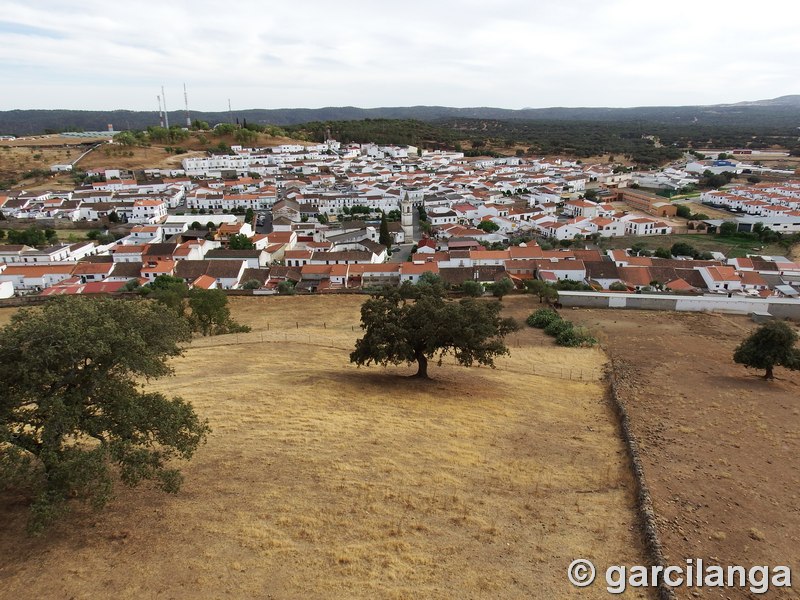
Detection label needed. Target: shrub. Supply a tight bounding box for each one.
[461,280,484,297]
[544,318,573,337]
[526,308,561,328]
[556,326,597,347]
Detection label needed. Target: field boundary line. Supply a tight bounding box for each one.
[606,354,676,600]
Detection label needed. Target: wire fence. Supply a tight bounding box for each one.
[189,329,603,382]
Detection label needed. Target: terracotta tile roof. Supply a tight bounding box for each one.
[508,245,543,259]
[617,266,652,287]
[191,275,217,289]
[739,271,767,286]
[301,264,333,275]
[141,260,175,273]
[665,278,696,291]
[71,262,114,276]
[1,265,74,276]
[704,266,741,282]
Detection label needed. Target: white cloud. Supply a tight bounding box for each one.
[0,0,798,110]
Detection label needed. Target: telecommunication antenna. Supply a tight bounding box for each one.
[161,85,170,129]
[228,99,233,124]
[184,83,191,127]
[157,95,164,127]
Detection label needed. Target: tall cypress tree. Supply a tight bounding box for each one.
[379,212,392,249]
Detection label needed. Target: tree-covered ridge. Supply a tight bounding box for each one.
[2,95,800,133]
[285,117,799,164]
[285,119,457,147]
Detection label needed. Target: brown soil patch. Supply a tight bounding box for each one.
[0,296,649,599]
[571,308,800,599]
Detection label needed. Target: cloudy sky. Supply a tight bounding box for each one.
[1,0,798,111]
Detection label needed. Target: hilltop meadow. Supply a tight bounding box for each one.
[0,296,650,599]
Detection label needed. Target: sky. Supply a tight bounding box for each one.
[1,0,798,111]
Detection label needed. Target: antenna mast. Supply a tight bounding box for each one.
[228,99,233,124]
[157,95,164,128]
[184,83,191,127]
[161,85,170,129]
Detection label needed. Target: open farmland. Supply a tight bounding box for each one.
[0,296,650,599]
[571,308,800,600]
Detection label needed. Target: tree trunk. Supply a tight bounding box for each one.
[765,365,774,380]
[414,352,429,379]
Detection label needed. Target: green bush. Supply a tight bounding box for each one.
[544,318,573,337]
[555,326,597,347]
[526,308,561,328]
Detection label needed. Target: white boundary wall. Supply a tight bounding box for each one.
[559,291,800,319]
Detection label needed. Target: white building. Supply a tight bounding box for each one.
[130,199,167,224]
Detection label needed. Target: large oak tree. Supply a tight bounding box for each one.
[0,297,209,533]
[733,320,800,380]
[350,276,518,379]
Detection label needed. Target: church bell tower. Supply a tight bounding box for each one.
[401,193,414,242]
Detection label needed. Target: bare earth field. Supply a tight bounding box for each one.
[1,132,312,189]
[0,296,650,600]
[73,145,206,172]
[571,308,800,599]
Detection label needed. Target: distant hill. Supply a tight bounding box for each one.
[1,96,798,135]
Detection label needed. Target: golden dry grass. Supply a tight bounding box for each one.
[1,132,313,185]
[0,145,76,175]
[73,145,205,171]
[0,296,649,599]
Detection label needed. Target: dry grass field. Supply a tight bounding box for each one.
[0,296,650,599]
[0,132,312,189]
[73,145,205,171]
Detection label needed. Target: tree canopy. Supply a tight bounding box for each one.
[6,226,57,247]
[228,233,255,250]
[350,277,518,379]
[0,297,209,533]
[492,277,515,299]
[379,213,392,249]
[733,321,800,380]
[524,279,559,303]
[188,288,250,336]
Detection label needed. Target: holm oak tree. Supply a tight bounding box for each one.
[350,276,518,379]
[0,297,209,533]
[733,320,800,380]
